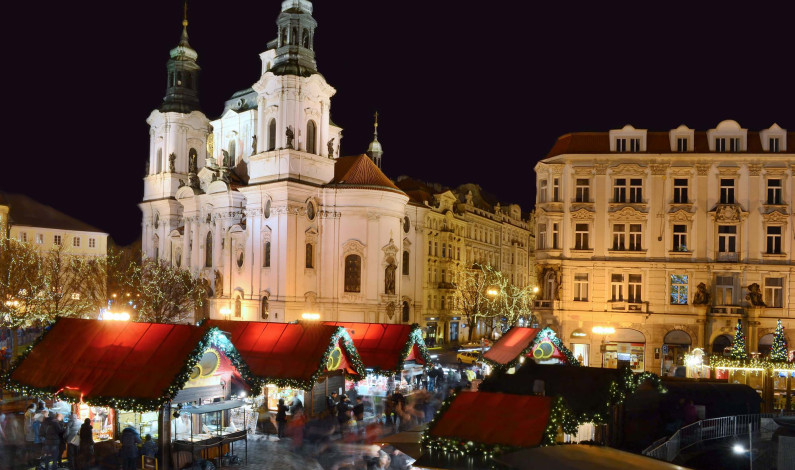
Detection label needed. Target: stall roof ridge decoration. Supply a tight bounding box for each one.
[322,321,430,374]
[4,318,230,411]
[482,326,580,371]
[205,320,367,389]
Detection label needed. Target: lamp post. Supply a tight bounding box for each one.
[592,326,615,368]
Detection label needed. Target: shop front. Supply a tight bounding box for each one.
[424,318,439,348]
[661,330,692,376]
[601,329,645,372]
[569,329,590,366]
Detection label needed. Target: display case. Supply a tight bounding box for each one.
[77,404,115,442]
[172,400,248,466]
[773,371,795,411]
[118,411,159,439]
[265,386,304,412]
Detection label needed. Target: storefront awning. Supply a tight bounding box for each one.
[483,327,540,365]
[323,322,429,374]
[426,392,552,448]
[482,327,579,370]
[7,318,215,411]
[206,320,366,389]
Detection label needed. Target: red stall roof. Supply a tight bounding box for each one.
[207,321,366,388]
[323,322,429,373]
[428,392,552,448]
[8,318,211,410]
[483,327,577,369]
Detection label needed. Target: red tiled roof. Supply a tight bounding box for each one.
[329,155,403,192]
[323,322,427,373]
[545,131,795,158]
[9,318,209,406]
[429,392,552,447]
[483,327,540,365]
[206,321,363,386]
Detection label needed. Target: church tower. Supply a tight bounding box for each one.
[247,0,341,184]
[366,112,383,169]
[141,4,211,261]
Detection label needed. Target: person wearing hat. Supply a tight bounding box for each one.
[120,423,141,470]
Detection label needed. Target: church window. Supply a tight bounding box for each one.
[263,241,271,268]
[280,28,287,47]
[153,234,159,261]
[261,296,269,320]
[402,250,409,275]
[344,254,362,293]
[205,232,213,267]
[264,200,272,219]
[229,139,236,162]
[234,296,242,318]
[306,243,314,268]
[184,73,193,90]
[402,301,409,323]
[156,149,163,174]
[307,120,317,154]
[268,119,276,151]
[302,30,309,48]
[292,27,298,45]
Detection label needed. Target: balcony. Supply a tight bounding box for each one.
[438,282,456,290]
[710,305,743,315]
[533,299,554,309]
[716,252,739,262]
[609,301,648,313]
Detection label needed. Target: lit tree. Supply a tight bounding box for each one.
[482,269,533,337]
[729,319,749,361]
[770,319,788,362]
[39,240,106,318]
[0,238,46,328]
[452,263,500,342]
[128,257,206,324]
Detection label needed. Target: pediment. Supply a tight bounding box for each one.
[763,210,789,224]
[343,239,366,256]
[570,208,595,220]
[609,206,647,221]
[668,209,694,222]
[609,163,647,176]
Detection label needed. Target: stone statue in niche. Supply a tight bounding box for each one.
[693,283,711,305]
[385,261,397,295]
[252,135,257,154]
[214,269,223,297]
[327,138,335,158]
[189,153,198,173]
[222,150,231,168]
[465,190,473,205]
[746,283,766,307]
[286,126,295,149]
[494,202,501,214]
[169,153,176,173]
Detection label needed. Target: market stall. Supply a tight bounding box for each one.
[324,322,430,420]
[172,400,248,465]
[206,320,366,418]
[482,327,580,373]
[6,318,257,470]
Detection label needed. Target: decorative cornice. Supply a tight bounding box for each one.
[594,162,609,175]
[570,208,595,220]
[695,163,711,176]
[717,166,740,176]
[762,210,789,224]
[747,164,763,176]
[650,163,669,176]
[609,163,647,176]
[609,206,648,221]
[573,166,594,176]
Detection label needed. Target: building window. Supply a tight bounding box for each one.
[552,223,559,249]
[630,138,641,152]
[89,238,96,248]
[306,120,317,154]
[19,232,27,243]
[234,297,242,318]
[716,138,725,152]
[440,296,445,310]
[715,275,735,305]
[574,273,588,302]
[670,274,688,305]
[268,119,277,151]
[611,274,624,301]
[539,179,548,203]
[344,254,362,293]
[612,224,626,250]
[36,233,44,244]
[677,137,688,152]
[73,237,80,247]
[229,139,236,161]
[263,241,271,267]
[427,296,432,309]
[428,241,432,256]
[402,250,410,275]
[730,138,740,152]
[574,224,589,250]
[434,242,438,257]
[205,232,213,267]
[766,226,782,254]
[718,225,737,253]
[629,179,643,203]
[54,235,62,246]
[552,178,560,202]
[616,138,640,152]
[261,297,269,320]
[770,137,780,153]
[628,274,642,303]
[441,244,446,258]
[613,179,626,203]
[538,224,547,250]
[575,179,590,203]
[673,225,688,251]
[764,277,783,307]
[673,179,688,204]
[402,301,410,323]
[720,179,735,204]
[305,243,314,268]
[629,224,642,251]
[767,179,782,205]
[71,293,81,300]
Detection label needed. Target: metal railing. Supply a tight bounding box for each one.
[642,413,777,462]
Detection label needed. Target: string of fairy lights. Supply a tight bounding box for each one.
[710,318,793,375]
[481,326,581,372]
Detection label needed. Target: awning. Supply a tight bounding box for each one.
[182,400,245,414]
[324,322,429,374]
[482,327,578,369]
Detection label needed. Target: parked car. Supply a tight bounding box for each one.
[456,351,482,364]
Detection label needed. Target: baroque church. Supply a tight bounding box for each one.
[140,0,534,335]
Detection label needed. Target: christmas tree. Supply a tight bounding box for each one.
[770,319,788,362]
[729,319,749,361]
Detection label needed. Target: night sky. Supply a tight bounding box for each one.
[2,1,793,246]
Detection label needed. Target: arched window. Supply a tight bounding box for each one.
[302,30,309,48]
[234,296,242,318]
[229,140,236,161]
[402,250,410,275]
[292,27,298,45]
[402,301,410,323]
[185,73,193,90]
[261,296,269,320]
[168,72,174,87]
[188,148,198,173]
[280,28,287,47]
[205,232,213,267]
[306,120,317,154]
[344,254,361,293]
[268,119,276,151]
[305,243,314,268]
[156,149,163,174]
[153,234,160,261]
[263,241,271,268]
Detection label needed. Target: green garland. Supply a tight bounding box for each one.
[770,320,788,362]
[709,356,795,376]
[2,318,58,392]
[389,323,432,374]
[542,396,579,445]
[481,327,581,372]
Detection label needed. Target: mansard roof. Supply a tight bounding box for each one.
[546,130,795,158]
[0,192,106,234]
[327,154,404,194]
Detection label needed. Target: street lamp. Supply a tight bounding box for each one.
[592,326,615,368]
[220,307,231,320]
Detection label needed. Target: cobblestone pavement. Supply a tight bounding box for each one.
[218,434,324,470]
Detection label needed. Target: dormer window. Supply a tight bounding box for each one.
[616,138,641,152]
[677,138,688,152]
[770,138,781,153]
[610,125,646,152]
[761,124,787,152]
[708,120,746,152]
[715,137,741,152]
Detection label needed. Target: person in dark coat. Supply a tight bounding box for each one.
[65,413,81,470]
[353,396,365,434]
[289,392,304,415]
[326,391,339,417]
[120,424,142,470]
[42,412,63,470]
[141,434,157,458]
[336,395,351,435]
[78,418,94,470]
[276,399,288,439]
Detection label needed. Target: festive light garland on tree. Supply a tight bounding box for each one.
[729,319,749,361]
[482,327,581,372]
[770,319,788,362]
[542,396,579,446]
